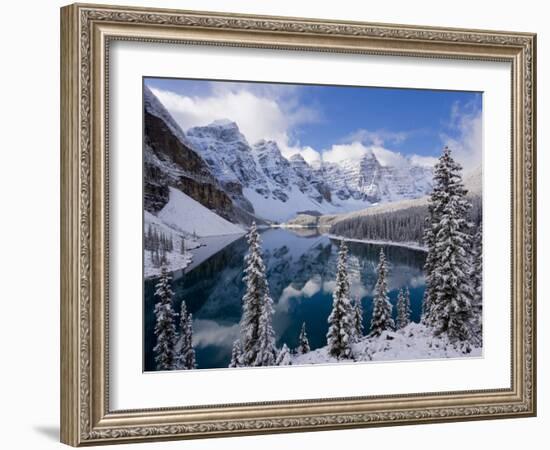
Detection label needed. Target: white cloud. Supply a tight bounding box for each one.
[322,278,367,299]
[409,155,438,168]
[149,85,322,164]
[344,129,409,147]
[441,101,482,173]
[192,320,239,349]
[322,141,410,168]
[322,141,370,164]
[371,146,409,168]
[276,276,322,312]
[150,84,479,171]
[278,142,322,164]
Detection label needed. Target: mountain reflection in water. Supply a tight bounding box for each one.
[144,228,426,371]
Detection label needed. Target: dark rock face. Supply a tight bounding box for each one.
[144,110,245,223]
[175,176,234,221]
[222,181,255,214]
[145,111,213,182]
[144,163,169,213]
[289,153,332,203]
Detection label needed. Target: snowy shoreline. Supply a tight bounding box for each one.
[292,323,481,366]
[144,188,246,279]
[273,223,427,252]
[272,223,328,229]
[324,233,427,252]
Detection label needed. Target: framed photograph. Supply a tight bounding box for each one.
[60,3,536,446]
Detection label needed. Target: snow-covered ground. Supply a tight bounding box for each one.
[292,323,481,366]
[244,186,405,223]
[158,187,245,237]
[243,186,330,223]
[144,211,202,278]
[145,189,246,278]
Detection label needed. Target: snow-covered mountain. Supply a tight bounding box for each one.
[144,87,434,224]
[185,124,336,221]
[185,120,433,221]
[317,149,433,204]
[144,87,257,226]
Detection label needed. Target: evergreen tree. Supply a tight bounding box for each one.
[326,240,354,359]
[153,265,177,370]
[254,293,277,367]
[421,219,436,326]
[160,247,168,266]
[471,222,483,344]
[370,248,395,336]
[422,147,474,342]
[296,322,311,354]
[396,288,412,329]
[176,301,196,370]
[176,300,188,366]
[240,222,271,366]
[153,228,159,250]
[276,343,292,366]
[352,297,364,341]
[229,340,243,368]
[145,224,153,250]
[183,313,197,369]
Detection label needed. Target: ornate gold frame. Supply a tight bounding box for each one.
[60,3,536,446]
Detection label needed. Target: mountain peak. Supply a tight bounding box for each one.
[253,139,281,154]
[289,153,306,163]
[187,119,246,143]
[143,85,191,147]
[210,118,238,128]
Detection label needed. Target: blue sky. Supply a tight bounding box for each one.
[145,77,482,170]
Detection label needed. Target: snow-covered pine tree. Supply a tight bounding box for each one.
[352,297,364,342]
[176,300,188,368]
[422,200,439,326]
[153,265,177,370]
[276,343,292,366]
[296,322,311,354]
[253,292,277,367]
[240,222,270,366]
[326,240,354,359]
[396,289,405,328]
[471,222,483,344]
[405,288,412,324]
[153,228,159,250]
[396,288,412,329]
[183,313,197,369]
[180,236,186,254]
[160,233,165,252]
[175,301,197,370]
[369,248,395,337]
[145,224,153,250]
[422,146,475,342]
[228,340,243,368]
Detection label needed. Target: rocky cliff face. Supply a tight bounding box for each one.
[289,153,332,203]
[317,150,433,205]
[143,87,253,224]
